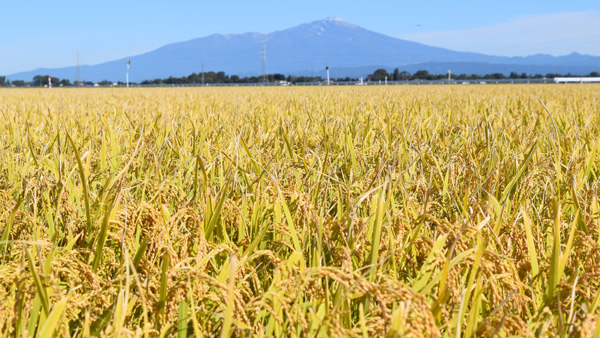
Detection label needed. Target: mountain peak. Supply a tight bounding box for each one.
[285,17,358,33]
[322,17,348,23]
[316,17,357,27]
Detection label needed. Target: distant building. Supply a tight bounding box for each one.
[554,77,600,83]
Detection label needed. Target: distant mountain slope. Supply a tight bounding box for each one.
[7,18,600,82]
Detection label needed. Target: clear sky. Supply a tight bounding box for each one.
[1,0,599,75]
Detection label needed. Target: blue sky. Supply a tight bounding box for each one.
[1,0,599,75]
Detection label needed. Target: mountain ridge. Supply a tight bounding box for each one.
[6,18,600,82]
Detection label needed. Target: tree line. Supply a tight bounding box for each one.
[139,72,325,85]
[1,70,598,87]
[0,75,86,87]
[366,68,600,81]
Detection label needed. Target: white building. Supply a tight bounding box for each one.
[554,77,600,83]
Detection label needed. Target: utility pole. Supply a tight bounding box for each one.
[326,66,330,85]
[126,59,130,88]
[201,60,205,85]
[448,70,451,81]
[261,44,267,84]
[76,50,82,86]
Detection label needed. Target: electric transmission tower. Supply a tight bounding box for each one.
[201,60,205,85]
[261,44,267,83]
[76,50,82,86]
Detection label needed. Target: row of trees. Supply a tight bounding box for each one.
[1,72,325,87]
[139,71,326,85]
[139,68,600,85]
[0,75,122,87]
[0,75,78,87]
[2,70,599,87]
[367,68,600,81]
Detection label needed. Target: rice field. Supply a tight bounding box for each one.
[1,84,599,337]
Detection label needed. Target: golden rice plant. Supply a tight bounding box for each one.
[0,84,599,337]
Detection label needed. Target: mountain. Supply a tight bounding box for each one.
[7,18,600,82]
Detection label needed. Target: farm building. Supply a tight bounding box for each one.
[554,77,600,83]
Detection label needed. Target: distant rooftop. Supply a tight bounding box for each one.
[554,77,600,83]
